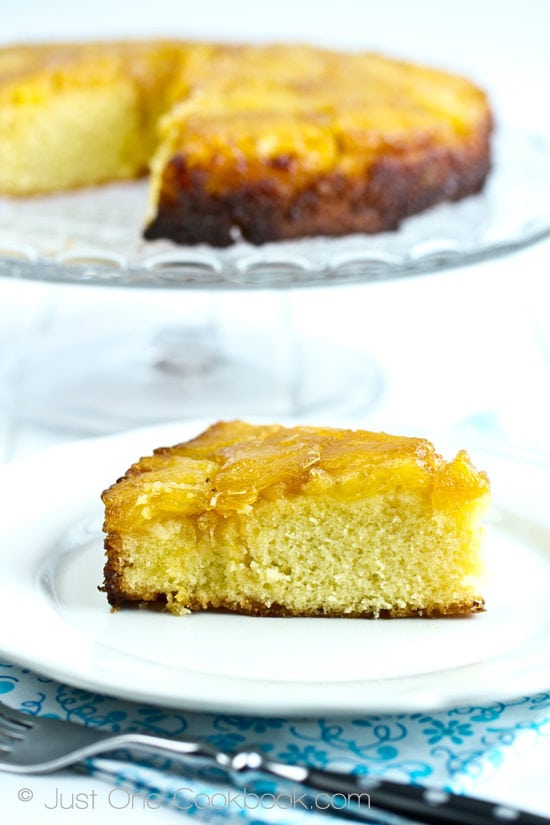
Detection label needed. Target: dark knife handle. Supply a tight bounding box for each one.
[293,765,549,825]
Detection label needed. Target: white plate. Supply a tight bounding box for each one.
[1,420,549,716]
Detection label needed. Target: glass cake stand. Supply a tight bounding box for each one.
[1,124,550,435]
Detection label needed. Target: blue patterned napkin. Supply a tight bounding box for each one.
[2,662,550,822]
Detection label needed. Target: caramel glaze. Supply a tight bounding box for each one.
[102,421,490,526]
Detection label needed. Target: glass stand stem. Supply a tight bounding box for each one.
[15,285,384,436]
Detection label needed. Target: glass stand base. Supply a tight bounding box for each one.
[14,289,384,436]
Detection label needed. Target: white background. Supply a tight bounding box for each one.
[1,0,550,821]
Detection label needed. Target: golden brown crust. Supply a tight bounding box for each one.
[102,582,486,618]
[145,118,491,246]
[100,533,126,605]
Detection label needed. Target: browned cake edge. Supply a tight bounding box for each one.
[144,119,492,247]
[101,536,485,617]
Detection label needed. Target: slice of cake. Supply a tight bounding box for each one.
[101,421,490,617]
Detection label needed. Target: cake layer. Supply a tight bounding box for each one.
[0,41,186,195]
[101,421,490,617]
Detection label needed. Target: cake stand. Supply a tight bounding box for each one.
[1,124,550,436]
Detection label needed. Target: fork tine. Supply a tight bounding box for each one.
[0,726,25,742]
[0,705,34,729]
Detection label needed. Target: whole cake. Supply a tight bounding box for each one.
[101,421,490,617]
[0,41,492,246]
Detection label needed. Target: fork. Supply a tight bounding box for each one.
[1,701,549,825]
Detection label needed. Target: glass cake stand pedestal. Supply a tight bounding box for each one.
[1,124,550,438]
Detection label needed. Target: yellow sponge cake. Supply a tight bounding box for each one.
[101,421,490,617]
[0,40,186,195]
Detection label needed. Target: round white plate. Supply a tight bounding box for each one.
[0,420,549,716]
